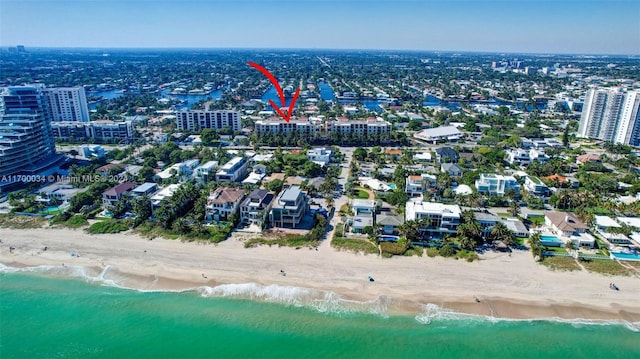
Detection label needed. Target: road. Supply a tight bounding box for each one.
[320,147,355,250]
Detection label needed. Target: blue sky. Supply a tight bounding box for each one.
[1,0,638,54]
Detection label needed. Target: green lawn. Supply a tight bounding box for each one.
[541,256,582,271]
[350,188,371,199]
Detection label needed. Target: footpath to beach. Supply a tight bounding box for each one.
[1,227,639,322]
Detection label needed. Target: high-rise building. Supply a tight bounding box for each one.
[43,87,90,122]
[0,86,61,179]
[578,89,640,146]
[175,110,241,131]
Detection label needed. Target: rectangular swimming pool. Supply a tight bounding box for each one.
[611,252,640,261]
[540,235,564,247]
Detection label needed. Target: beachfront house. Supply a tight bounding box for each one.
[269,185,310,228]
[206,187,245,223]
[405,201,461,239]
[594,216,634,245]
[377,213,404,235]
[351,213,374,233]
[240,189,275,228]
[102,182,136,209]
[149,184,181,213]
[131,183,158,198]
[545,211,589,237]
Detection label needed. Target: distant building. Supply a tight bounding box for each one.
[51,120,135,143]
[506,149,531,166]
[254,118,322,139]
[270,185,310,228]
[215,156,250,182]
[524,176,549,196]
[193,161,218,183]
[328,118,391,140]
[434,147,458,163]
[43,87,90,122]
[405,174,436,196]
[414,126,462,143]
[441,163,463,177]
[79,145,105,159]
[175,110,241,131]
[475,174,520,197]
[205,187,245,222]
[307,147,333,166]
[578,89,640,146]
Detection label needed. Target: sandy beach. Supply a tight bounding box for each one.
[1,227,639,322]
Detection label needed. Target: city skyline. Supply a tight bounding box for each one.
[1,0,639,55]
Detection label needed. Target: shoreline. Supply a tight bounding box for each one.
[1,227,639,323]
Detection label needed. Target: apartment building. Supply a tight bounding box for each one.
[175,110,241,131]
[578,89,640,146]
[51,120,135,143]
[43,87,90,122]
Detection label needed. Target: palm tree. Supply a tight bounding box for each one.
[490,222,516,247]
[527,233,542,258]
[508,201,521,218]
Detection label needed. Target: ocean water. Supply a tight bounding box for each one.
[1,269,638,359]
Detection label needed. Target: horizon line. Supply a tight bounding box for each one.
[2,46,638,57]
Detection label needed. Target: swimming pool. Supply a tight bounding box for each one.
[610,252,640,261]
[540,235,564,247]
[378,235,399,242]
[388,184,397,190]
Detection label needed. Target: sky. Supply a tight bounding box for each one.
[1,0,639,55]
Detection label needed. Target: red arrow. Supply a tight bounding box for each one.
[248,61,299,123]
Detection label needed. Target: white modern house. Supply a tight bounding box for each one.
[240,189,275,228]
[475,174,520,197]
[405,201,461,238]
[194,161,218,183]
[307,148,333,166]
[215,156,251,182]
[269,186,310,228]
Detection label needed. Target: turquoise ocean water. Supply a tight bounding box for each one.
[1,269,638,359]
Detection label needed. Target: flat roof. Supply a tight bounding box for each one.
[133,182,157,193]
[280,185,302,202]
[594,215,621,228]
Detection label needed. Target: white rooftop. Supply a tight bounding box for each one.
[617,217,640,228]
[594,215,621,228]
[406,201,461,221]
